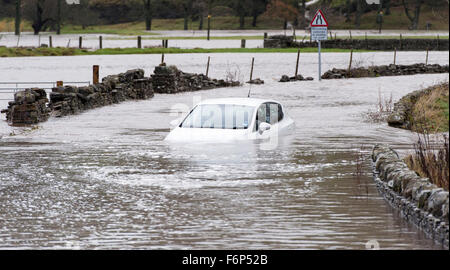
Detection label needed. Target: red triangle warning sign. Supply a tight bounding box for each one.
[310,9,329,27]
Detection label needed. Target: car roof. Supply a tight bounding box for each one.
[197,98,280,107]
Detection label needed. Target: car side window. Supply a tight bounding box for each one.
[255,102,284,131]
[255,104,267,131]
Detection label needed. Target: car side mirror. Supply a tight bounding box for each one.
[259,122,271,134]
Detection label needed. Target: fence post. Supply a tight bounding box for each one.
[393,48,397,65]
[295,49,300,77]
[137,36,142,49]
[250,57,255,82]
[426,48,429,65]
[206,56,210,77]
[241,39,246,49]
[93,65,99,84]
[365,32,368,49]
[436,35,439,50]
[161,53,165,64]
[348,49,353,73]
[99,36,103,49]
[49,36,53,48]
[264,32,268,39]
[79,36,82,49]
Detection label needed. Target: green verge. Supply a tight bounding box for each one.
[0,47,373,57]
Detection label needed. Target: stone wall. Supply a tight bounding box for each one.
[372,144,449,248]
[321,63,449,80]
[1,88,50,125]
[1,65,241,125]
[49,69,153,118]
[386,85,438,129]
[264,36,450,51]
[151,65,240,94]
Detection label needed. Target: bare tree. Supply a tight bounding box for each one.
[15,0,21,35]
[355,0,365,28]
[142,0,152,31]
[402,0,424,30]
[24,0,55,35]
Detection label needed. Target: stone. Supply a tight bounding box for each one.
[427,189,449,218]
[279,75,290,82]
[247,78,264,85]
[441,199,449,223]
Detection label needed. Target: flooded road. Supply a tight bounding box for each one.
[0,52,448,249]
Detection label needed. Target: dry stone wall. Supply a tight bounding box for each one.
[264,36,449,51]
[321,63,449,80]
[1,88,50,125]
[372,144,449,248]
[2,65,240,125]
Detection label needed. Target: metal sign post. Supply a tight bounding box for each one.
[310,10,329,81]
[318,40,321,81]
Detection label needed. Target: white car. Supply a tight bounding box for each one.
[165,98,295,142]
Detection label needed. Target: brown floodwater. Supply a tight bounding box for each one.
[0,53,448,249]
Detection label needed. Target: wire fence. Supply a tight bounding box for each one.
[0,81,90,101]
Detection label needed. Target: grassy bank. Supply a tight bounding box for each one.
[410,82,449,133]
[403,82,449,190]
[0,46,372,58]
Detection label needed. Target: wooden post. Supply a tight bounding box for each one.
[250,57,255,82]
[79,36,82,49]
[161,53,165,64]
[49,36,53,48]
[348,49,353,72]
[393,48,397,65]
[295,49,300,77]
[93,65,99,84]
[365,32,368,49]
[162,40,165,47]
[437,35,439,50]
[165,39,168,48]
[241,39,246,48]
[137,36,142,49]
[56,81,63,87]
[426,48,429,65]
[206,56,210,77]
[99,36,103,49]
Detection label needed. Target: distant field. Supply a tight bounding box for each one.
[0,5,448,35]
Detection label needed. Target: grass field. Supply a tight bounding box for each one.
[0,5,448,35]
[0,46,372,58]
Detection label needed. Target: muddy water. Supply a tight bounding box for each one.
[0,52,448,249]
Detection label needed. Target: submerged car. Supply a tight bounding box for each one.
[165,98,295,142]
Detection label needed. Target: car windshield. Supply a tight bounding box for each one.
[180,104,255,129]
